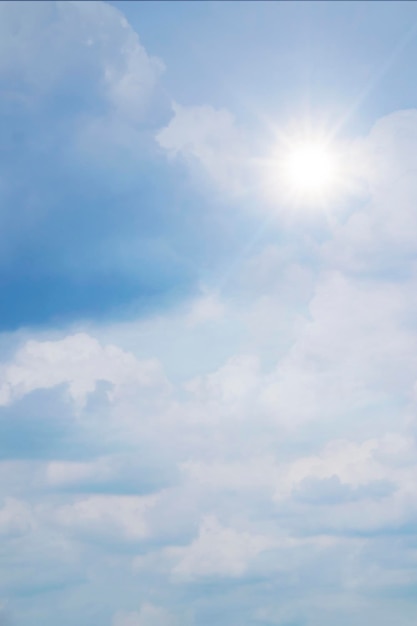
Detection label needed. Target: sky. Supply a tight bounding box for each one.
[3,1,417,624]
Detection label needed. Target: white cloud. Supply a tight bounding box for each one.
[45,458,112,488]
[0,1,163,119]
[181,456,279,494]
[179,432,416,525]
[156,103,251,194]
[0,0,166,166]
[278,438,385,499]
[185,289,225,327]
[0,332,169,408]
[53,494,156,540]
[185,354,260,415]
[323,109,417,271]
[168,515,271,579]
[260,270,417,427]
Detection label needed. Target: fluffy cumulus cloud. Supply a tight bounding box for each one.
[0,333,168,409]
[323,109,417,272]
[0,0,188,331]
[156,103,251,195]
[168,515,272,579]
[0,0,163,119]
[3,1,417,626]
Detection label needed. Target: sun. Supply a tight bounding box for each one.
[277,138,341,207]
[261,126,347,209]
[260,122,357,212]
[284,142,337,193]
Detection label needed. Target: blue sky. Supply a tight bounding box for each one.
[2,1,417,625]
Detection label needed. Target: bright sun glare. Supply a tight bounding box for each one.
[263,126,352,210]
[285,143,336,190]
[282,140,339,202]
